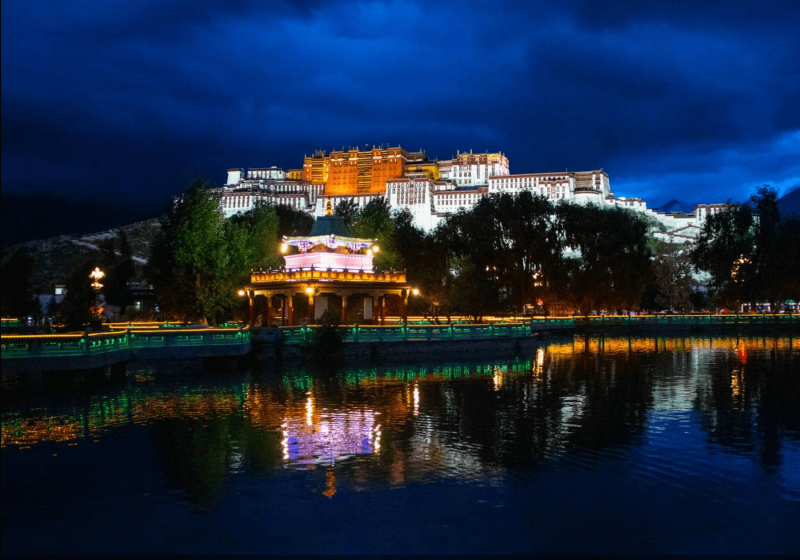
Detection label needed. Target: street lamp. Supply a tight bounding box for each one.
[89,267,105,290]
[89,267,105,323]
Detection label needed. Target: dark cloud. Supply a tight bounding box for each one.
[2,0,799,223]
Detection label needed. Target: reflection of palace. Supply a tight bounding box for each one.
[217,145,727,241]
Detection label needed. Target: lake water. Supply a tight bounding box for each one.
[2,336,798,554]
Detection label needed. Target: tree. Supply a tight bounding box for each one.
[57,259,96,330]
[551,203,651,314]
[1,248,39,317]
[228,200,281,273]
[352,197,399,270]
[772,215,800,306]
[98,231,136,313]
[149,180,236,323]
[392,209,450,316]
[692,202,754,308]
[437,193,560,315]
[334,199,359,231]
[450,256,498,322]
[149,181,285,323]
[275,204,313,237]
[692,186,800,309]
[749,186,788,308]
[651,245,694,311]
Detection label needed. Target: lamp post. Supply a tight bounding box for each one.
[403,288,420,325]
[306,286,315,324]
[89,267,105,325]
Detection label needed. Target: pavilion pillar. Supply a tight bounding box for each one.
[341,295,347,323]
[248,292,255,326]
[364,296,374,324]
[380,296,386,326]
[402,290,409,325]
[288,295,294,326]
[266,295,273,327]
[308,292,315,324]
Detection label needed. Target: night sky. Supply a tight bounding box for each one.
[3,0,799,234]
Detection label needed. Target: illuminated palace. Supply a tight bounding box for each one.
[217,145,725,241]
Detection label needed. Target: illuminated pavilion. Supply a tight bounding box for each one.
[244,201,412,326]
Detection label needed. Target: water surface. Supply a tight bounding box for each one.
[2,336,798,554]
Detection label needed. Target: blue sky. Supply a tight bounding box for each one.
[2,0,799,217]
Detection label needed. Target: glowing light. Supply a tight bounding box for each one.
[280,243,288,254]
[372,245,380,253]
[412,288,420,296]
[731,254,750,281]
[89,267,105,290]
[237,289,246,297]
[305,287,314,295]
[493,366,504,390]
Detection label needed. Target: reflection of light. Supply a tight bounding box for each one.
[281,421,289,461]
[731,369,742,399]
[374,425,382,453]
[737,341,748,363]
[323,468,337,499]
[536,347,545,372]
[282,408,379,466]
[306,394,314,426]
[493,366,503,391]
[413,385,420,416]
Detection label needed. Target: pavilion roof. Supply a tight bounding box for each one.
[309,214,352,237]
[284,213,374,249]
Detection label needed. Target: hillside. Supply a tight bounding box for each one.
[778,187,800,218]
[655,199,696,214]
[1,219,161,294]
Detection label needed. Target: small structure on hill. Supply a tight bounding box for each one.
[244,200,412,326]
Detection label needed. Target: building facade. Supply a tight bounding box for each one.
[217,145,723,241]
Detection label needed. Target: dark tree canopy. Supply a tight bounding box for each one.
[692,186,799,309]
[1,248,39,317]
[148,179,281,323]
[276,204,313,238]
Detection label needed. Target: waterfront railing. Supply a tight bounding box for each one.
[1,326,251,369]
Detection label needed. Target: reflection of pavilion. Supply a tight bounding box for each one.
[281,396,381,466]
[245,201,412,325]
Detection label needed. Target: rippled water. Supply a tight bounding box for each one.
[2,336,798,554]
